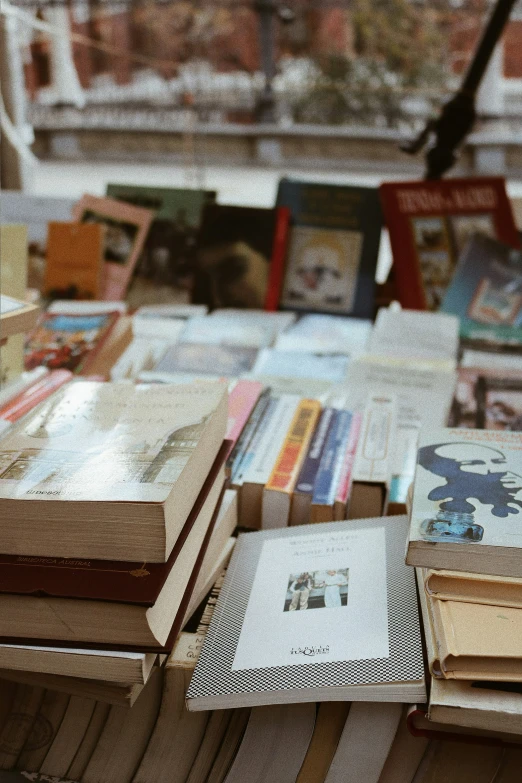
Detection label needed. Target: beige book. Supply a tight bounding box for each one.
[185,710,234,783]
[411,740,506,783]
[429,677,522,736]
[377,707,428,783]
[16,689,70,772]
[325,703,402,783]
[0,381,227,563]
[0,225,28,299]
[66,701,111,780]
[80,667,162,783]
[39,695,97,776]
[430,597,522,681]
[222,703,316,783]
[206,708,251,783]
[296,702,351,783]
[416,568,442,678]
[424,570,522,609]
[0,683,44,770]
[0,296,39,341]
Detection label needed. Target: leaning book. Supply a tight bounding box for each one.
[406,427,522,577]
[186,515,425,710]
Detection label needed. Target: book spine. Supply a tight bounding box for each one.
[265,399,321,493]
[0,369,72,425]
[264,207,291,311]
[226,381,263,446]
[312,410,353,506]
[228,390,273,482]
[335,412,362,505]
[294,408,335,495]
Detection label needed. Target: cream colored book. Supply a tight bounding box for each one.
[0,295,39,341]
[0,380,227,561]
[424,569,522,609]
[429,676,522,736]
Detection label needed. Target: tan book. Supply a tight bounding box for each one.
[0,380,228,562]
[0,225,28,299]
[430,597,522,681]
[16,689,70,772]
[66,701,110,780]
[38,695,97,776]
[0,296,39,341]
[377,707,428,783]
[424,570,522,609]
[429,677,522,736]
[44,221,104,300]
[206,708,251,783]
[185,710,233,783]
[296,702,351,783]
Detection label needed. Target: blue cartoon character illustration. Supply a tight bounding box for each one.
[417,442,522,543]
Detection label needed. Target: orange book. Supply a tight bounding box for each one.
[44,221,104,300]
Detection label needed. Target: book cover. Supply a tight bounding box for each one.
[441,235,522,346]
[72,194,154,301]
[191,203,291,310]
[186,515,425,710]
[154,342,258,377]
[407,427,522,576]
[106,183,215,287]
[449,366,522,431]
[227,389,272,481]
[44,222,104,300]
[335,412,363,513]
[0,369,71,427]
[276,179,382,317]
[252,349,349,382]
[275,314,372,357]
[294,408,336,498]
[226,380,264,448]
[24,311,119,374]
[380,177,520,310]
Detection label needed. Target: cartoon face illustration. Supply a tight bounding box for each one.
[418,442,522,518]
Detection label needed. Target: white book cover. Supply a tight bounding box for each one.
[275,314,372,357]
[179,316,273,349]
[239,395,301,486]
[186,516,425,710]
[252,349,350,382]
[368,308,459,365]
[409,428,522,555]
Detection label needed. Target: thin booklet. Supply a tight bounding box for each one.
[186,515,425,710]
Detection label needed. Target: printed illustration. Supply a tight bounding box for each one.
[24,313,113,372]
[81,210,139,266]
[281,227,362,314]
[283,569,349,611]
[417,442,522,543]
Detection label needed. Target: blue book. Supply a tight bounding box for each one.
[290,408,336,525]
[311,410,353,521]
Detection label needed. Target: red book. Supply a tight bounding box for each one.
[0,441,230,653]
[379,178,520,310]
[264,206,291,311]
[0,369,72,425]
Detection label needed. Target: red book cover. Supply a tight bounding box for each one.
[264,206,291,311]
[0,369,72,424]
[0,441,229,607]
[379,178,520,311]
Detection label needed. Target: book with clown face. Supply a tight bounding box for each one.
[407,428,522,576]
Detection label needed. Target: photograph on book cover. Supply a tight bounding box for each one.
[284,569,349,612]
[232,526,388,671]
[410,214,496,309]
[450,370,522,432]
[467,269,522,327]
[280,226,363,314]
[81,210,138,265]
[24,312,116,372]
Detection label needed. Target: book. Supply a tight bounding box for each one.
[226,380,264,453]
[179,313,277,349]
[368,308,460,367]
[290,408,337,526]
[310,409,354,523]
[0,381,228,562]
[220,704,316,783]
[0,683,45,770]
[154,342,258,378]
[251,349,350,383]
[0,367,48,409]
[0,443,227,650]
[0,225,28,300]
[349,394,396,520]
[106,183,216,289]
[276,179,382,317]
[449,366,522,431]
[46,300,128,315]
[0,297,40,342]
[406,427,522,577]
[428,676,522,736]
[84,315,133,379]
[191,203,290,310]
[324,703,402,783]
[44,222,104,301]
[295,702,351,783]
[441,235,522,347]
[16,688,70,772]
[428,597,522,682]
[23,310,120,375]
[262,399,322,529]
[379,177,520,310]
[72,194,154,301]
[227,389,272,481]
[376,707,428,783]
[393,738,506,783]
[275,314,372,357]
[135,303,208,319]
[186,515,425,710]
[205,708,251,783]
[424,569,522,609]
[0,369,72,437]
[407,704,522,746]
[334,412,362,520]
[0,191,75,259]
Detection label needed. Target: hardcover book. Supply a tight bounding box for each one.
[406,427,522,577]
[191,204,290,310]
[72,194,154,300]
[186,515,425,710]
[379,177,520,310]
[44,222,104,301]
[441,235,522,346]
[276,179,382,317]
[0,381,228,562]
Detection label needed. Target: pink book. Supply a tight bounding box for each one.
[226,380,264,450]
[0,369,72,425]
[334,412,362,520]
[73,194,154,301]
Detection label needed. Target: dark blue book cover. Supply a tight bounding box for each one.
[276,179,382,317]
[295,407,336,495]
[312,410,353,505]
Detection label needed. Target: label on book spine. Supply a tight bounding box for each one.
[353,395,396,483]
[265,400,321,494]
